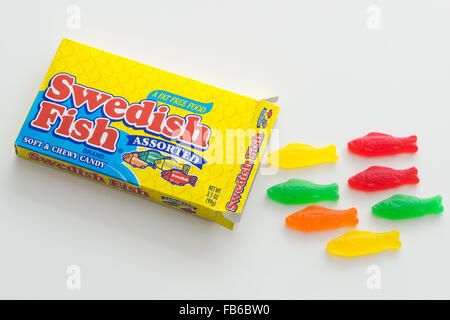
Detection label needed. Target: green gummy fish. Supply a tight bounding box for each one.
[372,194,444,219]
[267,179,339,204]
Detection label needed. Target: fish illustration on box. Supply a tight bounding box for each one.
[161,169,198,187]
[154,158,190,174]
[257,108,273,128]
[123,149,192,177]
[122,149,195,186]
[122,150,165,169]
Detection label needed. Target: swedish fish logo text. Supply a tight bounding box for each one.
[30,73,212,153]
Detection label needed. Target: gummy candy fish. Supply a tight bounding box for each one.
[267,143,338,168]
[348,132,418,156]
[327,230,401,257]
[161,169,198,187]
[348,166,419,191]
[285,206,358,232]
[267,179,339,204]
[372,194,443,219]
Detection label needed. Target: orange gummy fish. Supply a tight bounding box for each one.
[285,205,359,232]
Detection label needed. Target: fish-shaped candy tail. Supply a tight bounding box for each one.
[267,143,338,168]
[267,179,339,204]
[161,169,198,187]
[348,132,418,156]
[327,230,401,257]
[372,194,443,219]
[348,166,419,191]
[286,206,358,232]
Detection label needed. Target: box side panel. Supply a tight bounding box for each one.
[221,100,280,215]
[15,146,233,229]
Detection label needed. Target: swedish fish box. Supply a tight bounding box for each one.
[14,38,279,230]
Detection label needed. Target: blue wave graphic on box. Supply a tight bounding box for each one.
[16,91,139,185]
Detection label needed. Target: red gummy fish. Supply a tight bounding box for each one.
[161,169,198,187]
[348,132,418,156]
[348,166,419,191]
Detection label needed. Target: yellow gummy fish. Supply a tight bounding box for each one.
[327,230,401,257]
[267,143,338,169]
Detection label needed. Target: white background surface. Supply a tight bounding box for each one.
[1,0,449,299]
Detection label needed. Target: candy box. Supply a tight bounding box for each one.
[14,38,279,230]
